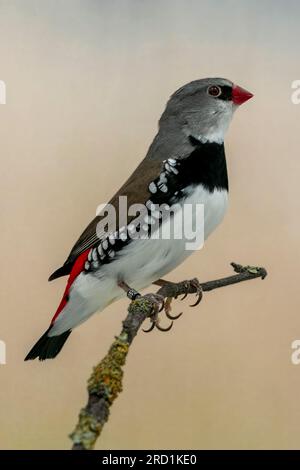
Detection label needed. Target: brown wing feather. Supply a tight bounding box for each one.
[49,157,162,281]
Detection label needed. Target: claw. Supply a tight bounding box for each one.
[180,281,189,300]
[142,294,166,333]
[155,320,173,332]
[190,291,203,307]
[187,279,203,307]
[164,297,183,320]
[166,310,183,320]
[142,321,156,333]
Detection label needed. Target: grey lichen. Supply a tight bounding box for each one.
[70,408,103,450]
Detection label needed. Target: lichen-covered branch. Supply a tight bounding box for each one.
[70,262,267,450]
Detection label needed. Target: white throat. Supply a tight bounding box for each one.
[196,103,234,144]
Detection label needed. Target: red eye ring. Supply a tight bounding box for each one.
[207,85,222,97]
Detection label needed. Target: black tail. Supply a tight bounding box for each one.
[24,327,71,361]
[48,263,72,281]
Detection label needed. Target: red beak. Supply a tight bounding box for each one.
[232,85,253,105]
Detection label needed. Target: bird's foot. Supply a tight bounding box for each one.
[179,277,203,307]
[141,293,174,333]
[142,277,203,333]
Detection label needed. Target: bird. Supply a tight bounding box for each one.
[25,78,253,361]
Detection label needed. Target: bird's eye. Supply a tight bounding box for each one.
[207,85,222,97]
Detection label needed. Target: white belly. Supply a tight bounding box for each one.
[99,184,228,290]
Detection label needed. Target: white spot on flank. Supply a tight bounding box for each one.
[170,166,179,175]
[120,231,127,241]
[149,182,157,193]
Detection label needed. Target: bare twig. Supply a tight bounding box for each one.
[70,262,267,450]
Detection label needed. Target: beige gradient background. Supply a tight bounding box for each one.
[1,0,300,449]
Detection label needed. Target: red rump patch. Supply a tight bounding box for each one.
[51,249,90,324]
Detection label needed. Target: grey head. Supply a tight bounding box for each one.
[158,78,253,145]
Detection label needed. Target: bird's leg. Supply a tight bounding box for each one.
[118,280,141,300]
[118,280,164,308]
